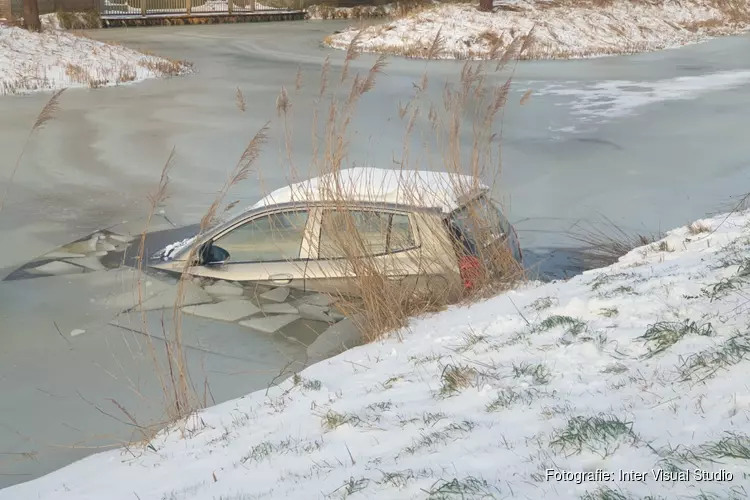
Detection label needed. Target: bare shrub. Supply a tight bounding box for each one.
[55,9,102,30]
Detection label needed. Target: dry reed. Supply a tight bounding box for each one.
[0,88,65,214]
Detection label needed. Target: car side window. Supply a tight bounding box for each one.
[212,210,309,263]
[389,213,416,252]
[318,210,416,258]
[482,198,511,237]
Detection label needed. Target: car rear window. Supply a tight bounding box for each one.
[446,196,511,254]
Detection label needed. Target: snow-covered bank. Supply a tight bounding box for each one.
[39,11,102,30]
[325,0,750,60]
[40,11,101,31]
[0,26,191,95]
[4,207,750,498]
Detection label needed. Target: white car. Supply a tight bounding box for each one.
[149,167,523,294]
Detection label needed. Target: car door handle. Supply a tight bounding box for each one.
[268,273,293,285]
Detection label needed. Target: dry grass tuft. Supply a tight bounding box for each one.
[54,9,102,30]
[118,66,137,83]
[478,29,501,47]
[519,88,532,105]
[137,57,190,77]
[61,60,168,88]
[236,87,247,112]
[64,63,88,83]
[687,221,712,235]
[568,215,663,270]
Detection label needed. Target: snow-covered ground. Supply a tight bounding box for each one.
[325,0,750,60]
[0,26,191,95]
[3,205,750,498]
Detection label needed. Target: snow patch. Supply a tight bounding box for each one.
[153,236,197,261]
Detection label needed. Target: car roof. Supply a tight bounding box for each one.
[250,167,490,215]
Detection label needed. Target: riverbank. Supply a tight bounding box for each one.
[324,0,750,59]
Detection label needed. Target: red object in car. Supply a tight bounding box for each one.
[459,255,482,289]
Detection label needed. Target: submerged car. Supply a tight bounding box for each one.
[2,168,523,342]
[148,167,523,295]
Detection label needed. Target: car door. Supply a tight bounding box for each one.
[185,208,313,290]
[303,206,422,297]
[384,211,423,298]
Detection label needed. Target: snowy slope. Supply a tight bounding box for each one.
[325,0,750,60]
[3,210,750,499]
[0,26,191,95]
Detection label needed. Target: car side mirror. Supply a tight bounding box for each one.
[198,242,230,266]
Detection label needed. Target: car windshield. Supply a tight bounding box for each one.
[447,196,511,255]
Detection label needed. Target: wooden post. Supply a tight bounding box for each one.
[141,0,146,16]
[186,0,191,15]
[227,0,233,14]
